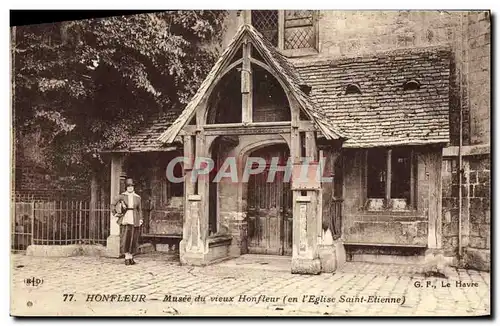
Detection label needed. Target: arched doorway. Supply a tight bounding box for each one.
[246,144,292,255]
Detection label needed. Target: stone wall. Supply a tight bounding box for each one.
[316,11,461,58]
[13,129,89,201]
[466,12,490,145]
[441,154,490,270]
[441,158,459,257]
[14,161,89,201]
[468,156,490,251]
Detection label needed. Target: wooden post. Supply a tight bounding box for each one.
[109,154,124,236]
[179,132,211,265]
[291,131,321,274]
[241,39,252,123]
[195,132,209,241]
[182,134,194,245]
[410,150,415,208]
[105,153,124,257]
[386,149,392,203]
[290,127,300,164]
[183,135,195,197]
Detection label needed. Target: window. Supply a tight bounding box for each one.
[251,10,279,47]
[345,83,362,95]
[367,149,387,198]
[390,148,412,202]
[250,10,317,52]
[366,148,415,209]
[283,10,316,50]
[403,80,420,91]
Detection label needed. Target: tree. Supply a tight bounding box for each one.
[13,11,227,178]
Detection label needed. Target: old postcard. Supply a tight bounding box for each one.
[10,9,490,316]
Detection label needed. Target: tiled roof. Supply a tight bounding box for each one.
[294,46,451,148]
[107,43,451,152]
[104,111,181,152]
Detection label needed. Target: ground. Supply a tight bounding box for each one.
[10,253,490,317]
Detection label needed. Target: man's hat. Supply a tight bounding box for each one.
[125,178,135,186]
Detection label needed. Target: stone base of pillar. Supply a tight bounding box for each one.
[424,248,444,258]
[318,245,336,273]
[334,240,346,269]
[228,219,247,257]
[318,241,347,273]
[423,248,454,277]
[179,239,208,266]
[463,247,490,272]
[180,238,234,266]
[228,242,242,258]
[291,257,321,274]
[180,252,209,266]
[105,235,121,258]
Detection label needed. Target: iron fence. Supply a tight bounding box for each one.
[12,200,111,252]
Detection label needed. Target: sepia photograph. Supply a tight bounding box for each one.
[9,8,491,317]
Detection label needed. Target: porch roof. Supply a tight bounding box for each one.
[294,46,451,148]
[156,24,347,145]
[101,112,180,153]
[108,41,451,153]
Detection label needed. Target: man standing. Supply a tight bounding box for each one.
[113,178,143,265]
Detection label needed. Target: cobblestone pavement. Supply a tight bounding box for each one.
[10,253,490,317]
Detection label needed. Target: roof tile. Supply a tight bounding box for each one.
[294,46,451,147]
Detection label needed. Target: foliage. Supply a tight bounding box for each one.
[13,10,227,177]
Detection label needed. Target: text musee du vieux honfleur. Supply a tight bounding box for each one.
[84,294,406,305]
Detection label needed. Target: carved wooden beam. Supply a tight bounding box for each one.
[204,125,291,136]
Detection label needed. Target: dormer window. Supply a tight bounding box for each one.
[403,80,420,91]
[345,83,362,95]
[249,10,318,55]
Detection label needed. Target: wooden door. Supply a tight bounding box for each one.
[246,145,292,255]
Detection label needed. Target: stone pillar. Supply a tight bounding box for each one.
[105,153,124,257]
[219,174,244,257]
[179,133,210,265]
[180,194,209,265]
[291,131,321,274]
[291,192,321,274]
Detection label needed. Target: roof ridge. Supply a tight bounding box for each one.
[293,44,453,68]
